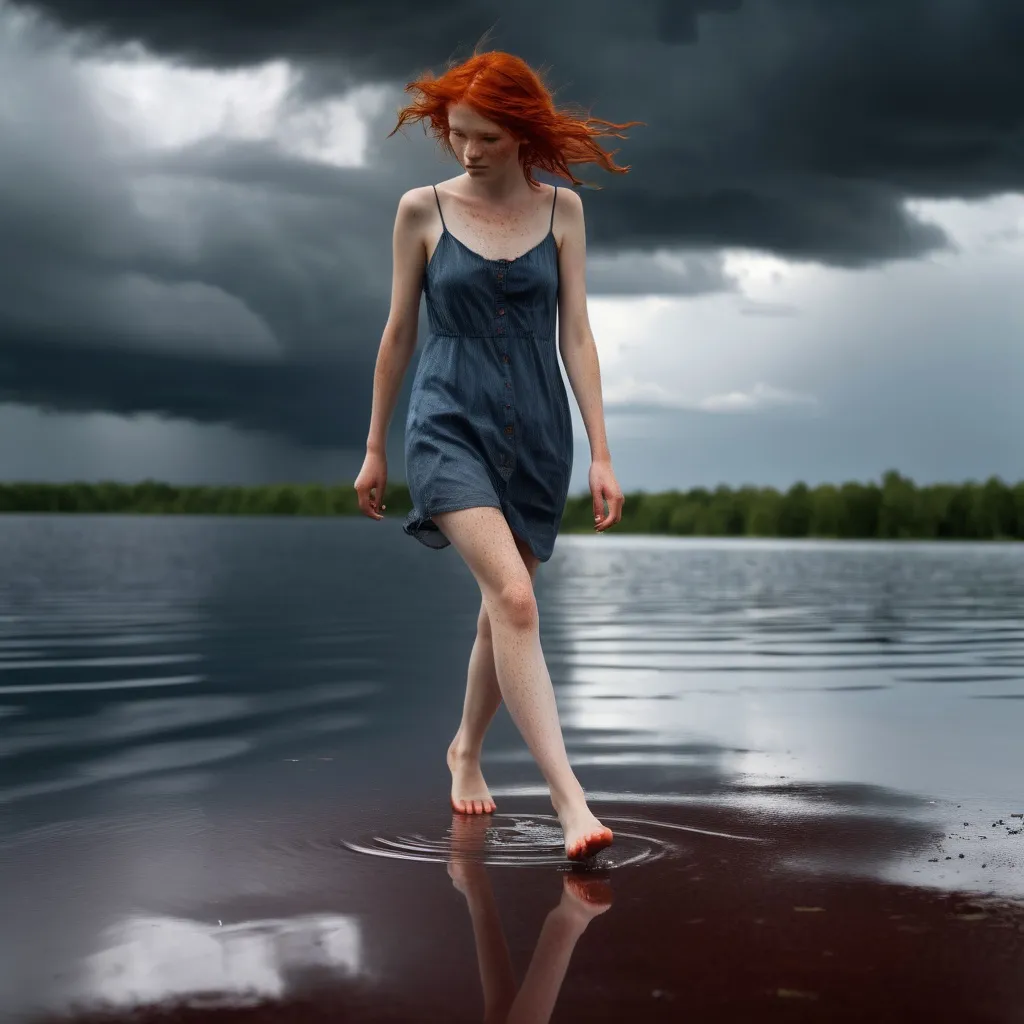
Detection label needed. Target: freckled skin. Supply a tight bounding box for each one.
[434,102,612,862]
[437,506,613,862]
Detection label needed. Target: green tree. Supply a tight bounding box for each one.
[778,482,812,537]
[878,469,919,539]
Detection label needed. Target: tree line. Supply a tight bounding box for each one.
[0,471,1022,540]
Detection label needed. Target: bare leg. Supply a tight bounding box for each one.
[446,816,517,1022]
[448,532,538,814]
[506,876,614,1024]
[433,507,613,860]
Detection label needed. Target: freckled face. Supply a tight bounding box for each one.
[447,102,521,173]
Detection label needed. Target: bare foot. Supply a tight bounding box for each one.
[557,802,613,861]
[560,875,614,922]
[447,814,489,895]
[447,739,496,814]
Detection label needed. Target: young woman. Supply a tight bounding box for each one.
[355,50,642,860]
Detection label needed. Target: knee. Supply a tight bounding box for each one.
[492,580,538,632]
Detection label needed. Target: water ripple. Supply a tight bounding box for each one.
[341,812,765,869]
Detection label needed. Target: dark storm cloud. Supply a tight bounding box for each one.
[3,0,1024,451]
[0,334,363,447]
[21,0,1024,263]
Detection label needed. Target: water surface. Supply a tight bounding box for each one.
[1,516,1022,1022]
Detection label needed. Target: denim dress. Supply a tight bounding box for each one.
[402,183,573,562]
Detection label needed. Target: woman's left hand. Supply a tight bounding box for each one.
[589,459,625,532]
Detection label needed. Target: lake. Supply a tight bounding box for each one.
[1,515,1022,1022]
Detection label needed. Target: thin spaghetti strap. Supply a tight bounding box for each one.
[432,185,447,230]
[549,185,558,231]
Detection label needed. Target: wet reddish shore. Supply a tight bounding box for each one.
[11,793,1024,1024]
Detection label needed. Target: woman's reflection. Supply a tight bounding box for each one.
[446,814,613,1024]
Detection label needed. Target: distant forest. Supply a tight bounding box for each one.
[2,472,1022,540]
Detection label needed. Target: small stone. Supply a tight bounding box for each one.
[928,858,939,862]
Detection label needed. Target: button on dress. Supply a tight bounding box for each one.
[402,183,573,562]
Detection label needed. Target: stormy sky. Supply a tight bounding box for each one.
[1,0,1022,491]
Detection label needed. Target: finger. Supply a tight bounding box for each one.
[370,482,386,519]
[611,496,624,524]
[360,488,382,521]
[598,486,617,528]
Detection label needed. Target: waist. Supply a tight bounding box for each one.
[428,330,552,342]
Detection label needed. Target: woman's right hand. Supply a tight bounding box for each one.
[354,449,388,520]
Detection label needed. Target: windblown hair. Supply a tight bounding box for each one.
[388,49,644,189]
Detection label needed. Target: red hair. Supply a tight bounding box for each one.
[388,50,644,189]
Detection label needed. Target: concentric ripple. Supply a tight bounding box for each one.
[342,812,764,869]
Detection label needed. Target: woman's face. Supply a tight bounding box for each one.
[447,102,521,176]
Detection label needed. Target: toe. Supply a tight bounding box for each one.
[472,800,483,814]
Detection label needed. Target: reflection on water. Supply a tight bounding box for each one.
[81,913,360,1008]
[443,814,613,1024]
[0,517,1022,1021]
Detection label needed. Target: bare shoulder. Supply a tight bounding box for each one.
[392,186,441,263]
[556,185,585,217]
[554,186,591,344]
[395,185,437,223]
[554,186,585,251]
[383,187,438,334]
[556,184,584,213]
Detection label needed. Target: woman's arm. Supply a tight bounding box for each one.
[365,188,429,455]
[555,188,624,531]
[355,189,428,519]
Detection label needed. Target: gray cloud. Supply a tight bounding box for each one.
[18,0,1024,262]
[1,0,1023,462]
[585,251,732,297]
[0,334,366,447]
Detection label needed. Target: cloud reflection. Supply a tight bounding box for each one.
[79,913,361,1008]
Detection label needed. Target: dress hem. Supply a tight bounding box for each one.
[403,497,503,552]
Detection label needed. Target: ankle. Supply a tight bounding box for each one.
[448,736,482,763]
[549,781,587,816]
